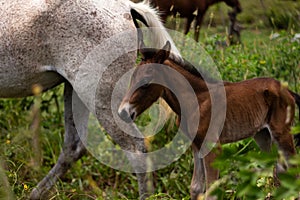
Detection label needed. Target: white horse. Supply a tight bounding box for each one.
[0,0,181,199]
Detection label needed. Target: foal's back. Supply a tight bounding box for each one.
[219,77,295,143]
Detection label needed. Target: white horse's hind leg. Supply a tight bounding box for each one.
[30,81,89,199]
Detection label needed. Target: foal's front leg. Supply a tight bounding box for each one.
[191,145,206,200]
[204,149,219,188]
[30,82,89,199]
[191,145,220,200]
[203,147,220,200]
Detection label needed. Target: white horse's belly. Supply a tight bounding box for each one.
[0,70,63,98]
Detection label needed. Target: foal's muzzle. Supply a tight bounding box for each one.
[118,103,136,123]
[118,109,134,123]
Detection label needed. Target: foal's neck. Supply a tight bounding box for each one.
[164,59,210,92]
[162,89,181,115]
[160,59,209,116]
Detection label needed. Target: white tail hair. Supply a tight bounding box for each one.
[129,0,182,62]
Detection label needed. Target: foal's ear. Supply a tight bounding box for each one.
[153,41,171,64]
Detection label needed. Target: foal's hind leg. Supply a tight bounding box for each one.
[30,82,89,199]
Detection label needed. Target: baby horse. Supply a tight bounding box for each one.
[118,42,300,199]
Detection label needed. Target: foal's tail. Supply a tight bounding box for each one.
[129,1,182,60]
[289,90,300,146]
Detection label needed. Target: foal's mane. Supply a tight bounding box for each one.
[173,58,220,83]
[140,48,220,84]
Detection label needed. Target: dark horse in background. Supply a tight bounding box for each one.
[150,0,242,42]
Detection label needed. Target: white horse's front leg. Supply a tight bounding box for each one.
[93,56,153,199]
[30,81,89,199]
[94,96,153,199]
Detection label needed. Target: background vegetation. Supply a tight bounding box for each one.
[0,0,299,199]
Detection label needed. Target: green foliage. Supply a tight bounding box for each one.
[211,140,300,199]
[205,0,300,31]
[266,1,300,30]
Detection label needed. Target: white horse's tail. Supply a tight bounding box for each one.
[129,1,182,61]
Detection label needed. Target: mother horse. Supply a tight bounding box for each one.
[0,0,180,199]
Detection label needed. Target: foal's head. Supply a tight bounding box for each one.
[118,42,171,123]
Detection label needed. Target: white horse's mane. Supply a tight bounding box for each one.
[129,0,183,64]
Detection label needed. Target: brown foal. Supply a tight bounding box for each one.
[118,41,300,199]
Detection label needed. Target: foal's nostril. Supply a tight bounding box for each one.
[119,109,133,123]
[118,109,127,119]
